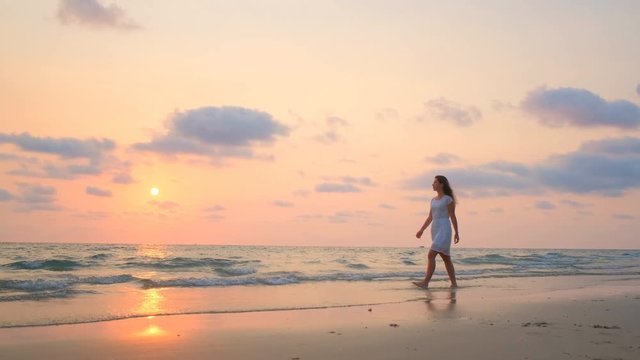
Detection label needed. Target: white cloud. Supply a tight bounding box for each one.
[133,106,289,162]
[560,199,590,209]
[203,205,225,221]
[327,211,371,224]
[148,200,179,210]
[0,133,118,180]
[314,116,349,144]
[420,98,481,127]
[314,131,340,144]
[535,200,556,210]
[57,0,140,30]
[0,188,14,201]
[315,176,376,193]
[425,153,460,165]
[10,183,62,212]
[86,186,112,197]
[0,133,115,159]
[379,203,396,210]
[315,183,360,193]
[203,205,225,212]
[404,137,640,197]
[112,173,135,184]
[522,86,640,129]
[272,200,294,207]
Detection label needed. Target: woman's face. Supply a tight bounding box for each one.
[432,178,442,191]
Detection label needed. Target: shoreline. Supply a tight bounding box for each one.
[2,274,637,329]
[1,275,639,359]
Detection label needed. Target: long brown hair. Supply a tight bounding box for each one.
[435,175,455,203]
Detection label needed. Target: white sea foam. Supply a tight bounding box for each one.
[1,243,639,327]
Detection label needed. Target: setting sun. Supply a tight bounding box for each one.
[150,187,160,197]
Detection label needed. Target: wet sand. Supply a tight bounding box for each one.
[1,275,638,359]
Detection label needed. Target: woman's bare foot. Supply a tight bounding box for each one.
[413,281,428,289]
[450,283,458,289]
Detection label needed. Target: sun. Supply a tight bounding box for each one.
[150,187,160,197]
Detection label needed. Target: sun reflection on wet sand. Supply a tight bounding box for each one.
[136,322,168,337]
[133,288,168,337]
[137,288,165,315]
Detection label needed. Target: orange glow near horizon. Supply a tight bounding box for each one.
[1,2,639,249]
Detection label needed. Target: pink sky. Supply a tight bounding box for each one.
[1,1,639,249]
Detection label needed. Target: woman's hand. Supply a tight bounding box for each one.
[416,229,424,239]
[454,233,460,244]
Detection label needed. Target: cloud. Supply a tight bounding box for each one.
[326,116,348,127]
[133,106,289,161]
[535,200,556,210]
[203,205,225,221]
[328,211,371,224]
[0,188,14,201]
[613,213,635,220]
[420,98,481,127]
[74,211,110,220]
[425,153,460,165]
[560,199,590,209]
[579,136,640,154]
[148,200,179,210]
[206,214,225,221]
[522,86,640,129]
[57,0,140,30]
[379,203,396,210]
[86,186,112,197]
[314,116,349,144]
[0,153,39,163]
[16,183,56,204]
[314,131,340,144]
[315,176,376,193]
[341,176,376,186]
[0,133,117,179]
[272,200,294,208]
[203,205,225,212]
[12,183,61,212]
[112,173,135,184]
[0,133,115,159]
[404,136,640,197]
[375,108,400,121]
[404,167,534,195]
[536,138,640,194]
[636,83,640,96]
[315,183,360,193]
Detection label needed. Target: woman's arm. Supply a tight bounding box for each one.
[416,209,433,239]
[448,201,459,244]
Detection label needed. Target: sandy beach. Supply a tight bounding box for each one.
[1,275,638,360]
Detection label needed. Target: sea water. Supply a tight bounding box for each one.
[1,243,638,327]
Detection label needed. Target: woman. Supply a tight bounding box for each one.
[414,175,459,289]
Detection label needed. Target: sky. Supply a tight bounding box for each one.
[1,0,639,249]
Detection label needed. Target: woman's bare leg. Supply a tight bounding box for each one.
[440,253,458,288]
[414,250,437,288]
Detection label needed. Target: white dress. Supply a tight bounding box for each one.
[430,195,453,255]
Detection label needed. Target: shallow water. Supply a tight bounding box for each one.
[1,243,638,327]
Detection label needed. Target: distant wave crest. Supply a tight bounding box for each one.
[5,259,83,271]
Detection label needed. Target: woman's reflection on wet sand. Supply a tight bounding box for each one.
[423,288,457,315]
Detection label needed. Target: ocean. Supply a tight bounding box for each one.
[1,243,638,328]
